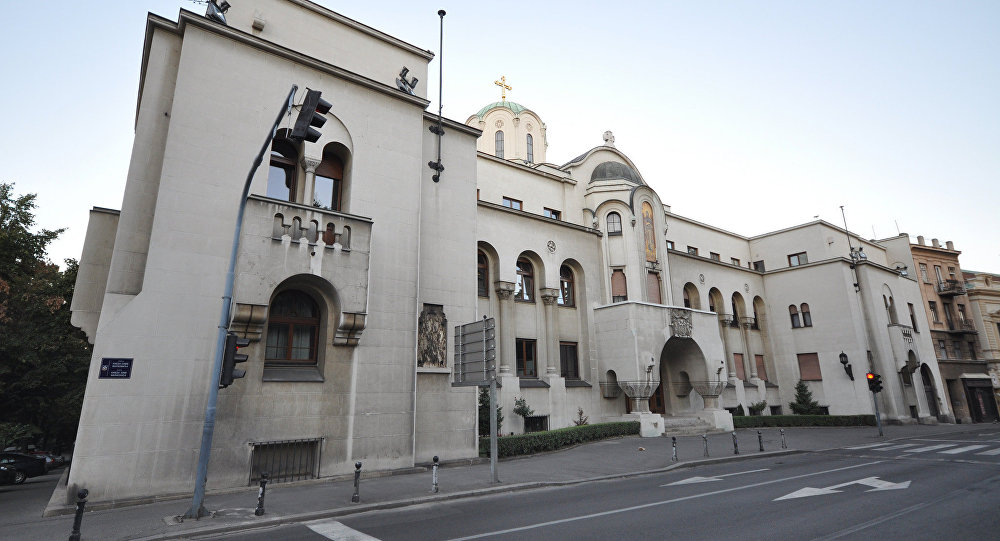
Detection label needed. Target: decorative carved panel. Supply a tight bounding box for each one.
[669,308,693,338]
[417,304,447,368]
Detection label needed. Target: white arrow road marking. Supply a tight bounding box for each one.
[939,444,988,454]
[774,476,910,501]
[661,468,770,486]
[306,519,382,540]
[905,444,957,453]
[976,447,1000,456]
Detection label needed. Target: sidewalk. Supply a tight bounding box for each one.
[9,423,992,541]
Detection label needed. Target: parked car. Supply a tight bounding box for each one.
[28,450,65,467]
[0,453,48,484]
[0,465,16,485]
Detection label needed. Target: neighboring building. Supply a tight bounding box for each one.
[883,236,997,423]
[963,270,1000,417]
[63,0,957,508]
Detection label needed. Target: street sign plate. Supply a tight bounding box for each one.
[99,357,134,379]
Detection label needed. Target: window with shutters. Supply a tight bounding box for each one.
[797,353,822,380]
[733,353,746,381]
[611,269,628,303]
[755,355,768,381]
[646,272,662,304]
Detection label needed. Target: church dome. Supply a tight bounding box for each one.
[475,100,528,118]
[590,161,644,185]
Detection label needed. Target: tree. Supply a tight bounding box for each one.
[0,183,92,451]
[789,380,824,415]
[513,396,534,419]
[477,387,503,437]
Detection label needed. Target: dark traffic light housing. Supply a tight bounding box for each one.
[290,89,331,143]
[866,372,883,393]
[220,332,250,388]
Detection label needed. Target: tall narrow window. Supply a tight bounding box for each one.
[495,130,505,159]
[515,258,534,302]
[477,251,489,298]
[934,265,943,284]
[314,153,344,211]
[755,355,768,381]
[266,138,298,202]
[789,305,801,328]
[526,134,534,163]
[733,353,746,381]
[683,288,691,308]
[929,301,939,322]
[646,272,662,304]
[919,263,929,282]
[943,302,954,329]
[800,303,812,327]
[606,212,622,235]
[908,303,918,331]
[516,338,536,377]
[558,265,575,306]
[560,342,579,379]
[611,269,628,303]
[265,290,320,365]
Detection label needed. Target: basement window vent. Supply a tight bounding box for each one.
[249,437,323,485]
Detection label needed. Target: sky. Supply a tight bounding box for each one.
[3,1,998,272]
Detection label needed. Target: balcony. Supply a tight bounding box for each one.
[936,279,966,296]
[944,320,978,334]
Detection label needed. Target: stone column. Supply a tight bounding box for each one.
[495,281,516,375]
[540,288,560,376]
[301,157,320,206]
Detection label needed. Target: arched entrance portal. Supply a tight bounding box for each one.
[920,364,939,418]
[653,337,712,415]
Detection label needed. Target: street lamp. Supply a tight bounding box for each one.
[839,351,854,381]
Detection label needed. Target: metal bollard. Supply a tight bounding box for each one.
[732,431,740,455]
[351,461,361,503]
[68,488,89,541]
[671,436,678,462]
[431,455,439,493]
[702,434,709,457]
[254,472,268,516]
[758,430,764,452]
[780,429,787,449]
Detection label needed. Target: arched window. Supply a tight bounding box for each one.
[266,138,298,202]
[495,130,505,159]
[477,251,489,298]
[606,212,622,236]
[314,152,344,211]
[526,134,534,163]
[683,283,700,310]
[800,303,812,327]
[789,305,801,329]
[611,269,627,302]
[709,288,722,313]
[265,290,320,365]
[515,258,534,301]
[558,265,574,306]
[683,288,691,308]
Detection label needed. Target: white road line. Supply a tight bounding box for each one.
[844,443,894,450]
[446,461,883,541]
[904,444,957,453]
[306,519,381,540]
[975,447,1000,456]
[873,444,918,451]
[938,445,988,454]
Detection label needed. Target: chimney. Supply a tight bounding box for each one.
[916,235,925,245]
[946,241,954,250]
[931,238,940,248]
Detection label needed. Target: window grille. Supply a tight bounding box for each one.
[249,437,323,485]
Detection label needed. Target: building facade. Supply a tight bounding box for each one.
[963,270,1000,418]
[65,0,961,507]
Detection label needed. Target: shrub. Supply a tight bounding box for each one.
[477,387,503,437]
[513,396,534,419]
[479,421,640,457]
[733,415,876,428]
[789,380,825,415]
[572,407,589,426]
[748,400,767,416]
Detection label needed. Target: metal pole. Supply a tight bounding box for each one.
[758,430,764,452]
[732,431,740,455]
[702,434,709,457]
[67,489,88,541]
[872,391,884,437]
[489,375,499,484]
[431,455,439,493]
[185,85,298,519]
[780,429,787,449]
[352,461,362,503]
[254,472,268,516]
[671,436,678,462]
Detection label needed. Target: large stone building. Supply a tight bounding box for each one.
[65,0,961,507]
[963,270,1000,417]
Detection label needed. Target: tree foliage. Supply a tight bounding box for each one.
[789,380,824,415]
[0,182,91,451]
[477,386,503,437]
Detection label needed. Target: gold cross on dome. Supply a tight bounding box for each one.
[494,76,512,101]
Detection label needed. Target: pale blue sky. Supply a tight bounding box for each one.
[3,1,997,271]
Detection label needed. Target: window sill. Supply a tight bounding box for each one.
[518,378,550,388]
[565,379,591,388]
[514,299,536,304]
[262,365,324,382]
[417,366,451,374]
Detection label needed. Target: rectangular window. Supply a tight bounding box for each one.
[560,342,579,379]
[788,252,808,266]
[710,252,721,261]
[943,302,954,328]
[969,341,977,359]
[929,301,939,322]
[948,266,956,279]
[908,303,918,331]
[502,197,522,210]
[687,246,699,256]
[646,272,662,304]
[611,269,628,303]
[543,207,561,220]
[957,304,967,322]
[938,340,947,358]
[516,338,536,377]
[755,354,768,381]
[934,265,943,284]
[731,257,741,266]
[919,263,929,282]
[752,260,765,272]
[797,353,822,381]
[952,341,962,359]
[665,240,674,250]
[733,353,746,381]
[769,405,782,416]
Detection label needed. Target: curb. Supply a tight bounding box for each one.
[132,449,801,540]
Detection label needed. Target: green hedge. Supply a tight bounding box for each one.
[479,421,640,458]
[734,415,875,428]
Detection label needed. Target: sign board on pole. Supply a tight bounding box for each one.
[453,317,497,387]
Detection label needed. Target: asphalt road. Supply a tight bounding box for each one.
[208,429,1000,541]
[0,467,64,528]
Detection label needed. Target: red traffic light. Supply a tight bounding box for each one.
[866,372,875,380]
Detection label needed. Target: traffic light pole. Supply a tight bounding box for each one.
[870,389,884,437]
[185,85,298,519]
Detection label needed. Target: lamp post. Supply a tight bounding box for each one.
[839,351,854,381]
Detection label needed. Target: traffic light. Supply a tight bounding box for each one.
[290,89,331,143]
[220,332,250,388]
[866,372,883,393]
